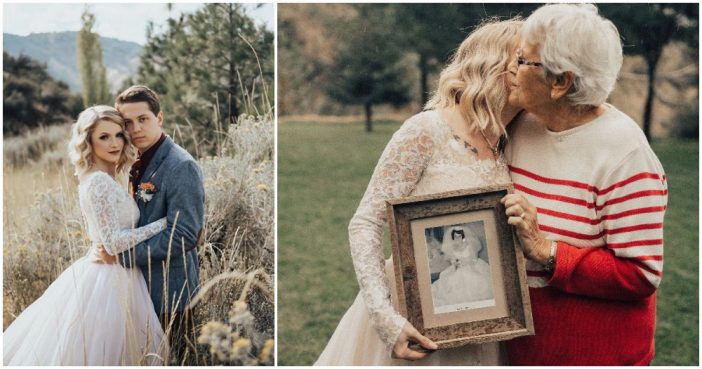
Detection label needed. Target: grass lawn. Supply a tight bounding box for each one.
[649,138,699,366]
[277,120,699,366]
[277,120,402,365]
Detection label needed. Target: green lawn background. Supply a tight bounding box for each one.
[277,120,699,365]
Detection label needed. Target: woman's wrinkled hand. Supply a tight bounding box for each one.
[391,321,438,361]
[501,193,550,264]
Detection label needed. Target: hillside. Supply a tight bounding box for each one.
[4,32,142,93]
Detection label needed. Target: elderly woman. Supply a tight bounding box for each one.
[501,4,668,365]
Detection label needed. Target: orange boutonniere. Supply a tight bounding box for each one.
[137,182,157,202]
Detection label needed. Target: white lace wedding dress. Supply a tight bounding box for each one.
[431,249,494,310]
[315,110,511,365]
[4,171,167,365]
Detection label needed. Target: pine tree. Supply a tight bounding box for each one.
[326,5,411,132]
[127,3,273,154]
[391,4,540,107]
[600,3,698,141]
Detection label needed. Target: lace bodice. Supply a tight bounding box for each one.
[78,171,166,256]
[348,110,511,350]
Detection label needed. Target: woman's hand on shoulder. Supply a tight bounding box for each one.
[391,321,438,361]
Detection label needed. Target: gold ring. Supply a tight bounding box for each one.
[520,212,526,219]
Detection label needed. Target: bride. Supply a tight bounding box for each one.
[431,225,493,310]
[4,106,166,365]
[315,18,523,365]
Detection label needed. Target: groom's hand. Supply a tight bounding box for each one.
[391,322,438,360]
[94,244,117,264]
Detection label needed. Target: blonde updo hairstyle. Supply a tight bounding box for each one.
[426,18,522,139]
[68,105,137,177]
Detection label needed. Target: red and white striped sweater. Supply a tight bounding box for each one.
[504,106,668,365]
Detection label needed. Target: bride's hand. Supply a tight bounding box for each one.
[391,322,438,361]
[94,245,117,264]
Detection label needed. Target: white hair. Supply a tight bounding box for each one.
[523,3,623,106]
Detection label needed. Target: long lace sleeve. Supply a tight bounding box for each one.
[348,114,435,351]
[85,173,167,256]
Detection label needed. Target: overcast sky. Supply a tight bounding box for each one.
[3,3,274,45]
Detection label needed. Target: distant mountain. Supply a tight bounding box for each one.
[4,32,142,93]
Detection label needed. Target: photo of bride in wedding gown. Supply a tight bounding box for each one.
[428,223,495,314]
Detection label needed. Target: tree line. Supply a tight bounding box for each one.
[3,52,82,135]
[279,3,698,138]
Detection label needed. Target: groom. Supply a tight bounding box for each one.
[97,85,205,364]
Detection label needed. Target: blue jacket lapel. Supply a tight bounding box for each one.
[140,137,174,186]
[136,137,174,217]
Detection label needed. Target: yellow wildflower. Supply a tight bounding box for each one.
[197,321,233,361]
[230,337,252,360]
[259,338,274,363]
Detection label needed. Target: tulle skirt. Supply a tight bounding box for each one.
[315,259,506,366]
[431,261,494,309]
[3,251,166,366]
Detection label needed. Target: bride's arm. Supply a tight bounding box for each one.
[86,172,167,256]
[348,114,435,351]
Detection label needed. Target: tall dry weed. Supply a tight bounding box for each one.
[3,124,72,168]
[193,113,274,365]
[3,169,87,323]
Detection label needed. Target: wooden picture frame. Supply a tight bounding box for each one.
[387,184,534,349]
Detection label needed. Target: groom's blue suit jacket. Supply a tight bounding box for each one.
[119,136,204,314]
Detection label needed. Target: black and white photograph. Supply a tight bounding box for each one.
[425,222,495,314]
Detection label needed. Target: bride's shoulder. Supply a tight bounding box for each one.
[394,110,443,139]
[402,110,443,128]
[78,171,115,191]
